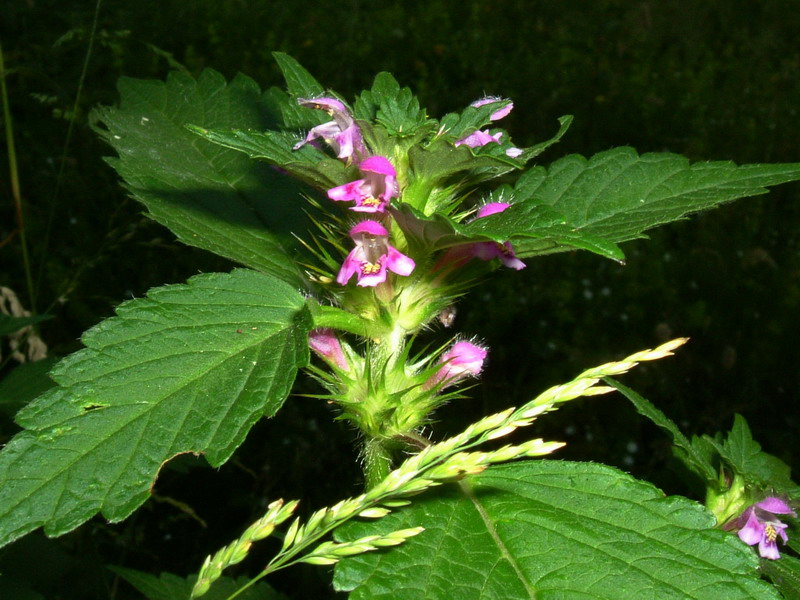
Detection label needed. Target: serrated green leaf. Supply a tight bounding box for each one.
[760,554,800,600]
[406,115,570,193]
[514,147,800,248]
[272,51,325,100]
[334,461,778,599]
[605,377,718,486]
[390,201,623,261]
[91,69,307,287]
[113,567,287,600]
[521,114,573,162]
[409,137,518,184]
[354,72,429,137]
[0,269,311,548]
[712,415,797,493]
[187,126,349,190]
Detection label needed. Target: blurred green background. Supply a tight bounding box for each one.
[1,1,799,598]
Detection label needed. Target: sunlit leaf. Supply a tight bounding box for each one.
[0,269,310,548]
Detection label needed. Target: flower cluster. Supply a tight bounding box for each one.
[296,95,528,290]
[297,97,410,288]
[295,92,526,451]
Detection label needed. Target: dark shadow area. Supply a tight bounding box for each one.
[2,1,799,598]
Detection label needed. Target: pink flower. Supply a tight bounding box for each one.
[470,203,526,270]
[470,96,514,121]
[327,156,398,213]
[454,127,521,159]
[308,328,350,371]
[455,129,503,149]
[455,97,521,158]
[736,496,796,560]
[337,221,415,287]
[426,341,488,389]
[293,97,364,161]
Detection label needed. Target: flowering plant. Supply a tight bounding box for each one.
[1,53,799,599]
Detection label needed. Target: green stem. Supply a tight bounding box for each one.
[0,42,35,311]
[363,436,394,490]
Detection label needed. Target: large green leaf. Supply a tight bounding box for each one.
[334,461,778,599]
[91,69,307,286]
[513,147,800,252]
[0,269,311,548]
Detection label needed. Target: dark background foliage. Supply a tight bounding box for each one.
[1,1,799,598]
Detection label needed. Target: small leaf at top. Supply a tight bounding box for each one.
[355,72,430,137]
[712,415,797,494]
[186,126,350,191]
[271,51,325,100]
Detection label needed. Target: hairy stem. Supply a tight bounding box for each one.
[363,436,394,490]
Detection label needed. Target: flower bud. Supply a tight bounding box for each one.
[308,328,350,371]
[425,340,488,390]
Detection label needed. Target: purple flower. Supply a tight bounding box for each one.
[471,203,526,270]
[470,96,514,121]
[293,97,364,161]
[327,156,398,213]
[736,496,796,559]
[426,340,488,389]
[454,126,522,159]
[455,129,503,149]
[337,221,415,287]
[455,97,522,158]
[308,328,350,371]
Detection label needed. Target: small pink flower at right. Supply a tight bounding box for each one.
[735,496,796,559]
